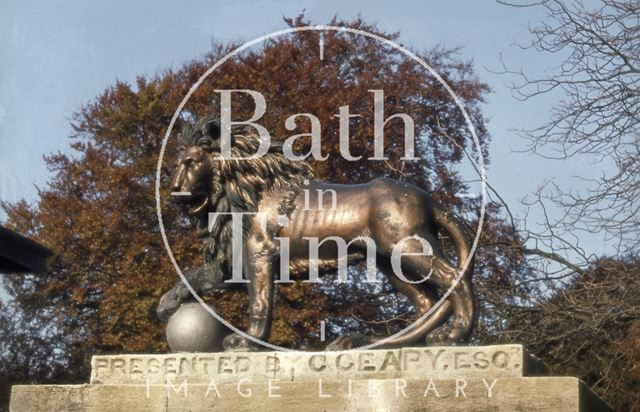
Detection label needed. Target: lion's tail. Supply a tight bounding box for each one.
[432,204,474,279]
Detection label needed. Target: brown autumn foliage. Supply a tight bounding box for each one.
[500,257,640,411]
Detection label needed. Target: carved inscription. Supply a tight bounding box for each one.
[90,345,528,385]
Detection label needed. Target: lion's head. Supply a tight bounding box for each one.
[171,114,313,270]
[170,144,218,215]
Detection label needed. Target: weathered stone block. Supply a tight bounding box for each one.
[10,345,610,412]
[11,377,611,411]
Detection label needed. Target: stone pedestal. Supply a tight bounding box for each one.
[10,344,611,411]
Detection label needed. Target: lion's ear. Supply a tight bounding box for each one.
[181,118,195,137]
[175,118,194,147]
[203,117,221,140]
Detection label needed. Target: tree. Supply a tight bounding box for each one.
[499,0,639,256]
[494,1,640,409]
[0,14,525,410]
[503,257,640,411]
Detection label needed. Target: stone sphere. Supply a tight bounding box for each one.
[166,302,225,352]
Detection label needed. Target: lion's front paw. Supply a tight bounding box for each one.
[157,292,178,322]
[157,288,188,322]
[325,334,373,350]
[223,333,260,351]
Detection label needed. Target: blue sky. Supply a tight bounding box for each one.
[0,0,610,255]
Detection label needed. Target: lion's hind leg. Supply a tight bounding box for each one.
[388,245,474,345]
[424,256,475,344]
[379,271,453,347]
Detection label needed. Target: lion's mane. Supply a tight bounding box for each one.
[178,114,313,275]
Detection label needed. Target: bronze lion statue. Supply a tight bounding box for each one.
[157,114,476,350]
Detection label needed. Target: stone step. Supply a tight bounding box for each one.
[90,344,546,385]
[10,377,611,412]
